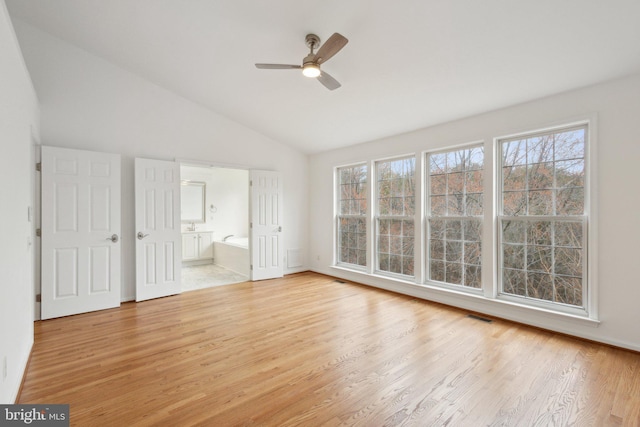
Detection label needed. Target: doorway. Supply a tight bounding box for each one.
[180,164,250,291]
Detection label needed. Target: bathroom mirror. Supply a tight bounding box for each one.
[181,181,206,223]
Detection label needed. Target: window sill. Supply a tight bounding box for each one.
[329,265,600,330]
[332,264,416,286]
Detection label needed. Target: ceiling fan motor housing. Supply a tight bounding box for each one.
[305,34,321,50]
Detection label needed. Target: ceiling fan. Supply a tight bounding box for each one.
[255,33,348,90]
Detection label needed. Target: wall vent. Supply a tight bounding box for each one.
[467,314,493,323]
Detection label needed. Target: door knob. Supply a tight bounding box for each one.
[107,234,119,243]
[137,232,149,240]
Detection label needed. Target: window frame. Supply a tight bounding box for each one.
[424,143,485,293]
[496,122,590,317]
[335,163,369,270]
[373,155,416,280]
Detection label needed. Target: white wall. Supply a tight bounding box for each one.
[0,2,39,403]
[13,20,309,303]
[209,167,249,240]
[309,73,640,351]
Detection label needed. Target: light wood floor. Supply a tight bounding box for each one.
[19,272,640,426]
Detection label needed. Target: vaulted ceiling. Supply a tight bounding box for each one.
[7,0,640,154]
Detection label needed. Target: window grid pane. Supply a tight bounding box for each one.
[499,125,587,308]
[501,128,586,217]
[377,218,414,276]
[501,218,584,306]
[376,157,415,277]
[337,165,367,267]
[427,146,484,289]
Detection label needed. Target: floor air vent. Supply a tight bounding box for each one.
[467,314,493,323]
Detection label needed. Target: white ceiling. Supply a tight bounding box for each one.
[7,0,640,154]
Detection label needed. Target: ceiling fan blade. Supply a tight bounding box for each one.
[255,63,302,69]
[314,33,348,64]
[317,71,341,90]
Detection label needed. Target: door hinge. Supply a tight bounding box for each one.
[250,264,253,271]
[35,294,41,303]
[249,180,253,186]
[36,228,41,237]
[250,222,253,229]
[35,162,41,172]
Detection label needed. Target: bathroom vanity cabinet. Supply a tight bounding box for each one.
[182,231,213,261]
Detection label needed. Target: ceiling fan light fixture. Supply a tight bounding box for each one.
[302,63,321,78]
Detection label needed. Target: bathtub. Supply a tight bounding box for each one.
[213,237,250,276]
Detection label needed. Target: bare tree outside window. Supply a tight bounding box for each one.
[376,157,415,277]
[427,146,484,288]
[337,165,367,267]
[500,126,587,308]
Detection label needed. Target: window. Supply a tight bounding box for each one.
[336,164,368,267]
[426,146,484,288]
[498,125,587,310]
[332,120,592,320]
[375,157,415,277]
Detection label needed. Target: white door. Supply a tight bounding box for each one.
[41,146,121,320]
[250,170,283,280]
[135,158,181,301]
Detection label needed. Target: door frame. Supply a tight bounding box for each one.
[32,134,41,320]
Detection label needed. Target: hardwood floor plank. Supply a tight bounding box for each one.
[18,272,640,426]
